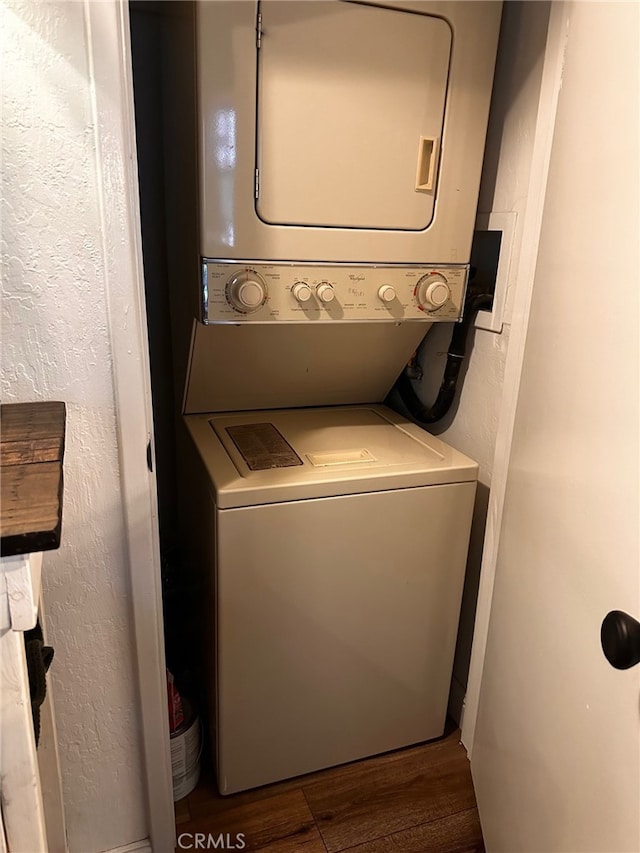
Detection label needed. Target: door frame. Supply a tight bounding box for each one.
[92,0,570,839]
[461,0,571,753]
[85,0,175,848]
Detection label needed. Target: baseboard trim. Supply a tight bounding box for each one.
[103,840,152,853]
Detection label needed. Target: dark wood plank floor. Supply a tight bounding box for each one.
[175,724,484,852]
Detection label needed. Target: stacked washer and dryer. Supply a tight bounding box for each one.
[163,1,501,795]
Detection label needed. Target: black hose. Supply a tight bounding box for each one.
[393,292,494,425]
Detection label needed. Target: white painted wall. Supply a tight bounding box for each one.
[416,1,552,718]
[1,2,149,849]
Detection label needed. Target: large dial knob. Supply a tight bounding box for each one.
[416,273,451,311]
[292,282,312,303]
[226,270,268,313]
[378,285,396,303]
[316,282,335,304]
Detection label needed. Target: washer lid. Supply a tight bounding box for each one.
[185,405,478,508]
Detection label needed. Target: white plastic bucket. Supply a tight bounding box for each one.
[170,699,201,801]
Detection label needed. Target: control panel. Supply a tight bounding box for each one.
[202,261,469,324]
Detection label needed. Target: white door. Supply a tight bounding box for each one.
[472,3,640,851]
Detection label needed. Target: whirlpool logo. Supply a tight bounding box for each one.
[177,832,246,850]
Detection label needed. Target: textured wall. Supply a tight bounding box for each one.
[416,1,552,717]
[1,1,148,849]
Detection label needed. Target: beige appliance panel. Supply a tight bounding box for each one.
[196,0,501,263]
[257,2,451,230]
[215,481,477,794]
[184,321,430,414]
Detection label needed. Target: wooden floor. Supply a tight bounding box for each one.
[175,723,484,852]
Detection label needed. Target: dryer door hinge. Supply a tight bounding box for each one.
[256,12,262,49]
[255,168,260,199]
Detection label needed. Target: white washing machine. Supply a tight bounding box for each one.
[185,404,477,794]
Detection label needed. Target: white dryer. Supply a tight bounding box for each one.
[185,404,477,794]
[196,0,501,264]
[163,0,502,416]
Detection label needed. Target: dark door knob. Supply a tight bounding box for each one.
[601,610,640,670]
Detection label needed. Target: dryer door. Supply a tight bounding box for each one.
[256,2,452,231]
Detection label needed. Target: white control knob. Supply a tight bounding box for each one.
[226,270,268,313]
[378,285,396,303]
[292,282,312,303]
[316,282,335,304]
[416,274,451,311]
